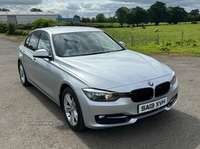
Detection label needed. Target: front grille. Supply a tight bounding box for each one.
[131,88,153,102]
[155,82,170,97]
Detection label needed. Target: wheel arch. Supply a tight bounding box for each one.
[59,83,71,111]
[60,85,85,131]
[18,59,21,65]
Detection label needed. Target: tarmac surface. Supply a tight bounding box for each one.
[0,36,199,149]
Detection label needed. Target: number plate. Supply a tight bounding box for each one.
[138,97,168,114]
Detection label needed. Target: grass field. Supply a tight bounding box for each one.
[1,23,200,56]
[102,23,200,56]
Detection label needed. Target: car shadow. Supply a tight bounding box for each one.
[24,85,67,125]
[25,85,200,149]
[75,110,200,149]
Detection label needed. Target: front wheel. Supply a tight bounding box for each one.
[62,87,85,131]
[18,61,30,86]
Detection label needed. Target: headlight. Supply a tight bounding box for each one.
[82,88,120,101]
[170,72,176,85]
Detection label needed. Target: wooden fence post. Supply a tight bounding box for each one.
[181,31,184,41]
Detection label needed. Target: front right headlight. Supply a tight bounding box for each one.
[82,88,121,102]
[170,71,176,85]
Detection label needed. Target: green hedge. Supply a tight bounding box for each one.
[32,18,65,29]
[6,22,16,35]
[0,22,8,33]
[0,19,123,36]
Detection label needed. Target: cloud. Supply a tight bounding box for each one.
[66,3,81,10]
[109,0,186,5]
[109,0,200,9]
[0,0,199,18]
[108,0,200,12]
[0,0,43,5]
[57,1,138,18]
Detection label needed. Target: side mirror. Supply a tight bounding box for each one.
[33,49,52,59]
[119,41,125,48]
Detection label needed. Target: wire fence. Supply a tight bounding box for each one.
[104,27,200,48]
[124,33,199,49]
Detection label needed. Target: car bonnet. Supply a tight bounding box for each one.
[58,50,172,89]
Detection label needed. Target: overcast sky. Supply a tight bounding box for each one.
[0,0,200,18]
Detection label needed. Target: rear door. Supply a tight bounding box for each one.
[21,31,41,81]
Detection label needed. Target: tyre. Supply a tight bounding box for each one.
[18,61,30,86]
[62,87,85,131]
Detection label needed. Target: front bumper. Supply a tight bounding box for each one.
[95,93,178,125]
[76,79,179,129]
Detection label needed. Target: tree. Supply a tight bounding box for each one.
[107,15,117,26]
[148,1,167,25]
[127,7,148,26]
[166,7,174,24]
[0,8,10,12]
[168,6,187,24]
[189,9,199,16]
[81,17,90,23]
[57,14,62,18]
[96,13,106,23]
[136,7,149,26]
[30,8,43,12]
[187,9,200,21]
[115,7,129,26]
[126,9,134,26]
[73,15,80,19]
[91,17,96,23]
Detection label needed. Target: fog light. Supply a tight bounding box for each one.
[99,115,105,119]
[167,94,178,107]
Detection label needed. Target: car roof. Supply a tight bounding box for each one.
[35,26,102,34]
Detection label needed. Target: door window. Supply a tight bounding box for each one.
[38,32,51,54]
[24,31,41,51]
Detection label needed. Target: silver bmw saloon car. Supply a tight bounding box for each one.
[18,26,179,131]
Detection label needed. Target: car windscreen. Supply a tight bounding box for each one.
[52,31,124,57]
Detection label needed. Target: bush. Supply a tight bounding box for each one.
[17,23,32,30]
[0,22,8,33]
[14,30,28,36]
[160,47,170,51]
[175,39,198,47]
[6,22,16,35]
[14,30,23,35]
[32,19,60,29]
[191,21,198,24]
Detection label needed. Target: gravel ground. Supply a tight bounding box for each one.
[0,36,199,149]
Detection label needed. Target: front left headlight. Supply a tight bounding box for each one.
[170,71,176,85]
[82,88,120,102]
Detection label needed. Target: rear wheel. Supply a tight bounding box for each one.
[62,87,85,131]
[18,61,30,86]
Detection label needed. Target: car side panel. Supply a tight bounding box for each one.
[30,57,55,99]
[18,45,34,82]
